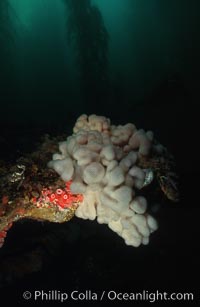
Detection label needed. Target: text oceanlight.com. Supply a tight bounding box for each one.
[22,290,194,303]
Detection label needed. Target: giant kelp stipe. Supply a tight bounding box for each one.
[65,0,109,111]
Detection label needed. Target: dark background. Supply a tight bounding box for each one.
[0,0,199,305]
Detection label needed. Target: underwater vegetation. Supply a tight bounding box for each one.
[65,0,109,111]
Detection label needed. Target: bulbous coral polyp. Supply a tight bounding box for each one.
[48,114,160,247]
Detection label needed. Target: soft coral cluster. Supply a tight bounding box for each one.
[48,114,159,247]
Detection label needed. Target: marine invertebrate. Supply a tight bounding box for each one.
[0,115,179,249]
[48,114,179,247]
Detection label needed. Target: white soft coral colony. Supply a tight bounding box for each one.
[48,114,159,247]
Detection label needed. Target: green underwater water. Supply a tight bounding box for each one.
[0,0,199,126]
